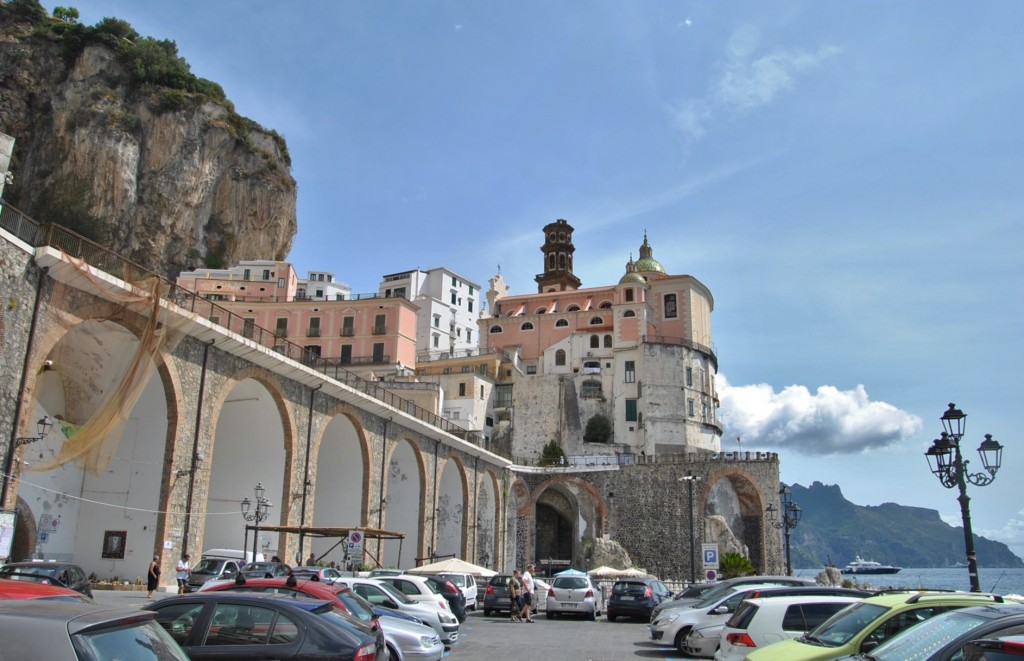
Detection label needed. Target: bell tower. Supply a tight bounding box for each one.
[535,219,582,293]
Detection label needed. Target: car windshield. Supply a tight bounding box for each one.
[376,582,415,604]
[72,619,189,661]
[553,577,589,589]
[871,609,989,660]
[440,574,466,587]
[336,591,375,623]
[191,559,223,574]
[806,602,888,647]
[613,582,646,595]
[243,563,277,573]
[2,566,61,579]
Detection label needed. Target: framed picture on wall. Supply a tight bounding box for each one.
[101,531,126,559]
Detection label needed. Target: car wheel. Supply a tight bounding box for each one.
[588,609,596,621]
[483,608,491,617]
[387,643,400,661]
[546,611,554,619]
[674,627,692,654]
[607,613,616,622]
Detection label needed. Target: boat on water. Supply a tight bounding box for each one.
[841,556,902,575]
[950,560,968,568]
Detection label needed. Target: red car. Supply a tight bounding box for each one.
[0,577,92,602]
[199,574,380,630]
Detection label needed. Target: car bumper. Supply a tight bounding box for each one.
[546,598,597,614]
[439,624,459,645]
[685,636,721,658]
[608,602,653,619]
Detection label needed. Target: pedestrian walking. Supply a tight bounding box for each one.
[175,554,190,594]
[147,555,161,598]
[520,563,536,622]
[509,569,523,622]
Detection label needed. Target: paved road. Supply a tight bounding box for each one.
[93,589,704,660]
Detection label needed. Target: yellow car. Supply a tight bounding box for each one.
[746,591,1011,661]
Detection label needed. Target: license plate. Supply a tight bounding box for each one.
[620,596,634,601]
[560,602,577,607]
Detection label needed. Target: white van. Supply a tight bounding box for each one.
[184,549,262,593]
[435,572,478,611]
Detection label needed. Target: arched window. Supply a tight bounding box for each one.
[580,379,603,398]
[489,325,503,333]
[559,253,567,269]
[536,307,546,314]
[555,349,566,366]
[521,322,534,331]
[590,317,603,325]
[548,254,556,270]
[599,301,612,309]
[590,335,600,348]
[604,335,612,348]
[566,305,580,312]
[625,289,634,302]
[623,310,636,318]
[555,319,569,327]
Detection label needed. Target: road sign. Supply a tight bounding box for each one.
[706,569,718,581]
[347,530,365,560]
[702,544,719,569]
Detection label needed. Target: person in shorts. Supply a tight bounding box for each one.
[175,554,190,594]
[508,569,522,622]
[519,563,536,623]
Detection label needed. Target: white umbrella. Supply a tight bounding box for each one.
[405,557,497,577]
[588,565,626,578]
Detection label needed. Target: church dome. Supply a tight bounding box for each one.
[635,232,666,274]
[619,255,647,284]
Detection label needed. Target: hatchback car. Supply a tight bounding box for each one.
[652,575,815,618]
[434,571,477,611]
[0,576,92,602]
[746,591,1011,661]
[337,577,460,646]
[840,603,1024,661]
[482,574,515,616]
[546,574,605,620]
[0,560,93,598]
[185,555,243,592]
[715,595,867,661]
[606,578,674,621]
[239,560,292,579]
[0,599,188,661]
[421,575,467,622]
[147,590,387,660]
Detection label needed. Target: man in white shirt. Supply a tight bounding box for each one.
[175,554,190,594]
[520,563,536,623]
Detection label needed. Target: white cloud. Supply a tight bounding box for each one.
[978,510,1024,557]
[674,26,840,142]
[717,375,922,455]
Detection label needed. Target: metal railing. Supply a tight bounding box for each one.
[0,199,485,446]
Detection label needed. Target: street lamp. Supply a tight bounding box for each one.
[679,473,701,583]
[15,416,54,448]
[240,482,272,564]
[924,403,1003,592]
[766,486,801,576]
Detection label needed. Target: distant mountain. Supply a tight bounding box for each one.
[786,482,1023,569]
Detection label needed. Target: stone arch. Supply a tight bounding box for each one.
[202,366,296,561]
[435,455,468,560]
[474,469,500,569]
[704,468,768,570]
[528,476,606,570]
[382,435,427,568]
[309,404,374,565]
[13,305,183,583]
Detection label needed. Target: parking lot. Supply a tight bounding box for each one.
[94,589,702,660]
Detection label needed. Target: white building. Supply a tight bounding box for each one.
[378,267,482,359]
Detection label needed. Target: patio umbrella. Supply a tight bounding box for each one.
[553,567,588,577]
[406,557,497,577]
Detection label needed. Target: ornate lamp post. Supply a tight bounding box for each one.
[925,403,1003,592]
[679,473,701,583]
[240,482,272,564]
[766,486,801,575]
[15,416,54,448]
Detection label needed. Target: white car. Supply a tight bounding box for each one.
[376,575,451,613]
[337,577,459,646]
[379,615,444,661]
[434,571,478,611]
[649,584,780,654]
[714,595,864,661]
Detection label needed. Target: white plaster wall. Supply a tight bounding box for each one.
[475,476,497,568]
[435,461,463,559]
[311,415,365,564]
[383,440,420,568]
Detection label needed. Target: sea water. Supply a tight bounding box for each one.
[793,567,1024,597]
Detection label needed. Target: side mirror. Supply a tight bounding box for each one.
[861,640,879,654]
[384,599,398,609]
[713,605,729,614]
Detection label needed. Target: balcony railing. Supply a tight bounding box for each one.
[307,327,321,337]
[371,325,387,335]
[341,328,355,337]
[0,198,485,447]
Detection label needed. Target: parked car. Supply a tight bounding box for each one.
[746,591,1012,661]
[0,599,188,661]
[197,575,380,626]
[652,575,815,618]
[0,560,93,598]
[185,554,243,592]
[546,574,605,620]
[374,615,444,661]
[964,634,1024,660]
[677,582,722,600]
[291,566,352,584]
[368,569,404,578]
[0,576,92,602]
[483,574,515,616]
[420,575,467,622]
[606,577,674,622]
[715,595,869,661]
[376,575,452,614]
[434,571,478,610]
[839,603,1024,661]
[146,590,387,660]
[337,577,460,646]
[239,560,292,579]
[684,586,874,658]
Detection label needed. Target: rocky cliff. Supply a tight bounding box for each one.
[0,1,296,278]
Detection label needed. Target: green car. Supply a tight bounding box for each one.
[746,591,1012,661]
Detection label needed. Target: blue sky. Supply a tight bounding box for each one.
[46,1,1024,561]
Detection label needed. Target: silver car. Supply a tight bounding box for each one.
[545,575,604,620]
[338,577,459,645]
[380,616,444,661]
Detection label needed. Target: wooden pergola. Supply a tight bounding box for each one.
[243,525,406,569]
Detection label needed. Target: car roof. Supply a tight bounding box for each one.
[150,590,334,612]
[859,590,1009,608]
[0,599,156,634]
[0,577,85,599]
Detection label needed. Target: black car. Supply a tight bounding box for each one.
[964,634,1024,660]
[239,561,292,579]
[146,590,387,660]
[422,575,467,622]
[0,561,93,598]
[606,578,673,622]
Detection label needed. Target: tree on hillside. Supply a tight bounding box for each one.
[583,414,612,444]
